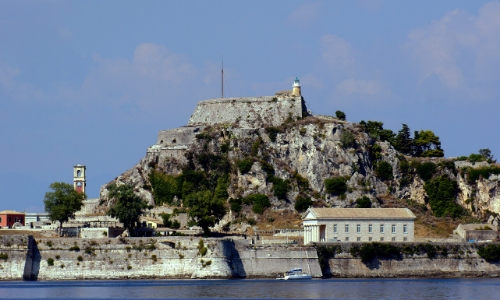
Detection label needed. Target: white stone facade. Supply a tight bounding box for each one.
[303,208,416,244]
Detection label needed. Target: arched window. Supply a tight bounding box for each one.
[77,170,81,177]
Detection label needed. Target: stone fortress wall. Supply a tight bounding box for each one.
[1,236,321,280]
[188,95,305,128]
[146,94,307,163]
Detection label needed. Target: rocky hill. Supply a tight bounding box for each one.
[96,93,500,233]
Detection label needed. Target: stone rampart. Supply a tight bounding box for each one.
[319,242,500,278]
[188,96,305,128]
[0,236,321,281]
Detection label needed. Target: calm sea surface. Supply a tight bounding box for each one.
[0,278,499,300]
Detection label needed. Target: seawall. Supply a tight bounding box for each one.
[318,242,500,278]
[0,236,321,281]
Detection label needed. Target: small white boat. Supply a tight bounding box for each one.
[276,268,312,280]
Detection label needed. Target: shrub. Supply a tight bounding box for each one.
[417,162,437,182]
[69,245,80,252]
[369,143,382,161]
[294,172,310,192]
[335,110,346,121]
[376,161,393,181]
[261,161,275,178]
[467,166,500,184]
[247,218,257,225]
[478,244,500,262]
[265,127,281,142]
[245,194,271,214]
[127,265,132,270]
[151,255,157,262]
[229,198,242,213]
[0,252,8,260]
[77,255,83,262]
[47,258,54,266]
[340,130,356,148]
[271,177,290,199]
[356,196,371,208]
[55,255,60,260]
[238,158,254,174]
[469,153,486,163]
[295,195,313,212]
[324,177,347,195]
[198,239,208,257]
[350,243,401,264]
[424,175,465,218]
[46,241,53,248]
[148,170,182,205]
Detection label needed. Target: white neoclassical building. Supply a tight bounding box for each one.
[302,208,416,244]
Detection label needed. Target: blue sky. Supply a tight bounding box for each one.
[1,1,500,212]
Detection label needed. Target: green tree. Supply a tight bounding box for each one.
[324,177,348,195]
[359,120,395,143]
[424,175,465,218]
[106,183,150,236]
[356,196,372,208]
[376,161,393,181]
[44,182,85,236]
[295,195,313,212]
[244,194,271,214]
[393,124,413,155]
[335,110,346,121]
[414,130,444,157]
[479,148,494,162]
[184,190,226,235]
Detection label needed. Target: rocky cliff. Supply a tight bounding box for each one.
[96,95,500,229]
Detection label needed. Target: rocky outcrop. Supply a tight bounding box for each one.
[97,95,500,224]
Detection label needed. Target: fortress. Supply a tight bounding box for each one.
[148,78,308,163]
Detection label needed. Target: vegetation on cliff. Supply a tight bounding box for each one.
[102,111,500,235]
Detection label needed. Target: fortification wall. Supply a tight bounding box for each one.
[0,236,321,281]
[187,96,304,128]
[320,242,500,278]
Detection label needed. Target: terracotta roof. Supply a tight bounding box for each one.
[305,208,416,220]
[0,210,25,215]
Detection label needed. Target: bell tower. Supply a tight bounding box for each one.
[292,77,301,96]
[73,164,86,194]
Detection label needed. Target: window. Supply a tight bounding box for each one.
[333,224,337,233]
[345,237,349,241]
[392,224,396,234]
[356,224,361,233]
[380,224,384,233]
[0,217,2,222]
[403,224,408,234]
[368,224,372,233]
[380,237,384,241]
[369,237,372,242]
[404,237,407,242]
[392,237,396,241]
[345,224,349,233]
[9,217,12,222]
[357,237,361,242]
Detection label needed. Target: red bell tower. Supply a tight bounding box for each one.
[73,164,86,194]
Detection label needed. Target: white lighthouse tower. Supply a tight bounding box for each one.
[292,77,301,96]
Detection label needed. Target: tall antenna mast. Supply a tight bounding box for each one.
[221,57,224,98]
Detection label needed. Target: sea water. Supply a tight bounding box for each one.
[0,278,499,299]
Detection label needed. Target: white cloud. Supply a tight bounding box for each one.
[406,2,500,97]
[79,43,197,112]
[320,34,356,75]
[287,2,321,26]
